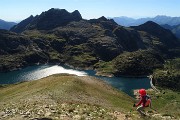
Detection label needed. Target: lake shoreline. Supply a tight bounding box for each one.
[0,64,151,96]
[1,62,150,78]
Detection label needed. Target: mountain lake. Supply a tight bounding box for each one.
[0,64,151,97]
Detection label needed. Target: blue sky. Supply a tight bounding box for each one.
[1,0,180,22]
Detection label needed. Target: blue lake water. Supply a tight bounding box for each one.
[0,65,151,96]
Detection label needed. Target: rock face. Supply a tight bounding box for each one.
[10,8,82,32]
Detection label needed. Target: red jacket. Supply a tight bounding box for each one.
[136,95,147,107]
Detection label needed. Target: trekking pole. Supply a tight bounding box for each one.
[129,103,136,116]
[148,103,158,113]
[149,107,157,113]
[129,103,136,112]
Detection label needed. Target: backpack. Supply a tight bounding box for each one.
[145,95,151,107]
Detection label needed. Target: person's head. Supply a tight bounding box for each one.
[139,89,146,96]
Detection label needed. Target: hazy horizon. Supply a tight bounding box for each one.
[1,0,180,22]
[2,14,180,23]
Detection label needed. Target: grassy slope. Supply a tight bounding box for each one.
[0,74,179,120]
[147,89,180,119]
[149,58,180,119]
[0,74,136,120]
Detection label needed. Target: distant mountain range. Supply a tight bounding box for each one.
[111,15,180,38]
[111,15,180,26]
[0,19,17,30]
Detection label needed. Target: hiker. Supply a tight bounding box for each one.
[133,89,151,116]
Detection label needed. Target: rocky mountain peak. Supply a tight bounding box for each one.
[10,8,82,32]
[41,8,69,17]
[98,16,108,21]
[72,10,82,19]
[138,21,161,28]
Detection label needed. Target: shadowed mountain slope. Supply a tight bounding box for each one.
[131,21,179,48]
[0,9,179,75]
[162,24,180,39]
